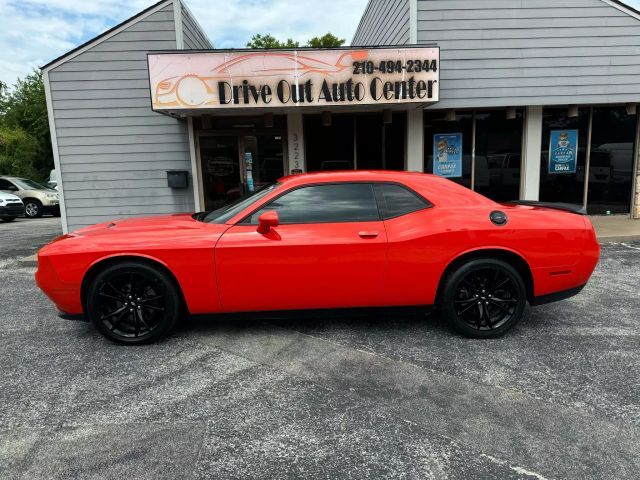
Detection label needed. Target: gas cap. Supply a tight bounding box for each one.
[490,210,508,226]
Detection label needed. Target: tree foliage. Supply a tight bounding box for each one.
[307,33,346,48]
[246,32,345,49]
[246,34,300,49]
[0,70,52,181]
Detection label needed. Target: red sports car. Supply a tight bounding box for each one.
[36,171,599,344]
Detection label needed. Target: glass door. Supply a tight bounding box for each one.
[199,136,242,211]
[241,134,285,193]
[198,134,285,211]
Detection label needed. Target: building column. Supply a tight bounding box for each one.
[406,108,424,172]
[633,112,640,219]
[287,112,305,174]
[521,105,543,200]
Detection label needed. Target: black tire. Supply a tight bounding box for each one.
[24,199,43,218]
[86,261,181,345]
[1,217,16,222]
[439,258,527,338]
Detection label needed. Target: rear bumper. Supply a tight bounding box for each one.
[531,283,586,306]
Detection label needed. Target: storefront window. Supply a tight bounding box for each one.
[539,107,590,205]
[587,107,637,214]
[424,111,473,188]
[305,114,354,172]
[306,112,406,172]
[474,110,524,201]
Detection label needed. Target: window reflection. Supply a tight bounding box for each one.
[424,111,473,189]
[248,183,380,224]
[539,107,589,205]
[587,107,636,214]
[474,110,523,201]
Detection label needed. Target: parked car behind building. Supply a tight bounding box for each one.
[0,177,60,218]
[0,191,25,222]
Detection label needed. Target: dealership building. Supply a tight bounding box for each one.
[43,0,640,233]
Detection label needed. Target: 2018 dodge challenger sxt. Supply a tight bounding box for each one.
[36,171,600,344]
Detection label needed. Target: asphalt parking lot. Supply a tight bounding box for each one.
[1,218,639,479]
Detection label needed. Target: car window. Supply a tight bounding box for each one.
[0,179,13,189]
[244,183,380,224]
[200,183,279,224]
[373,183,430,220]
[12,178,47,190]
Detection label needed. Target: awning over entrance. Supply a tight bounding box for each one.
[146,46,440,117]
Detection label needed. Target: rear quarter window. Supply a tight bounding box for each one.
[374,184,431,220]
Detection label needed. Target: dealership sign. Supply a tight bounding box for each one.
[147,47,439,111]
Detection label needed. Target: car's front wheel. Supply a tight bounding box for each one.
[440,258,527,338]
[86,261,181,345]
[24,199,43,218]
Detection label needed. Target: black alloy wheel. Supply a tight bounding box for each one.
[440,259,526,338]
[86,262,181,345]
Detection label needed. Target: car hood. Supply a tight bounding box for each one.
[72,213,218,236]
[0,191,22,202]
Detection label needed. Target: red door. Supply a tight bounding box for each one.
[214,183,387,312]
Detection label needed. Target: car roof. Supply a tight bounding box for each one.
[276,170,495,206]
[279,170,436,184]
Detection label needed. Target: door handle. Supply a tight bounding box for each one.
[358,231,379,238]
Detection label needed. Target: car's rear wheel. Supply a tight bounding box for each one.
[440,258,526,338]
[86,261,181,345]
[24,199,43,218]
[1,217,16,222]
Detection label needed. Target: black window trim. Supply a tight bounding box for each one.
[238,181,433,226]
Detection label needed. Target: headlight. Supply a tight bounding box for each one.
[45,193,58,199]
[0,199,5,205]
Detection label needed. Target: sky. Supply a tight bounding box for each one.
[1,0,640,87]
[0,0,368,86]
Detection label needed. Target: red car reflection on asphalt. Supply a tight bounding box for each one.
[36,171,600,345]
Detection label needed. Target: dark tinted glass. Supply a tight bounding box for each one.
[587,107,636,214]
[246,183,379,224]
[424,111,473,188]
[374,184,429,219]
[539,107,590,205]
[474,109,524,201]
[0,179,14,189]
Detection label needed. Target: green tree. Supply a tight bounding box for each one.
[0,70,52,181]
[246,32,345,49]
[246,33,300,49]
[0,126,39,179]
[306,33,345,48]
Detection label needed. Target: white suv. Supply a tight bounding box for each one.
[0,191,25,222]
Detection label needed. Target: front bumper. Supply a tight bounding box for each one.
[35,254,83,314]
[0,204,25,217]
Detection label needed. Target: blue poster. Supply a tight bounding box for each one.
[433,133,462,178]
[549,129,578,174]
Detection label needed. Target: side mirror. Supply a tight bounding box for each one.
[257,210,279,234]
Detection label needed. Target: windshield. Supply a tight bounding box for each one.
[196,183,279,224]
[13,178,49,190]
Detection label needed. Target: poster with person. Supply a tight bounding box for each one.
[549,130,578,174]
[433,133,462,178]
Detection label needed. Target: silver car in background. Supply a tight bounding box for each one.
[0,177,60,218]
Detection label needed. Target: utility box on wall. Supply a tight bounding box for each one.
[167,171,189,189]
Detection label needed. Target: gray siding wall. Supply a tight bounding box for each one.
[182,3,212,49]
[48,2,195,232]
[352,0,410,46]
[416,0,640,109]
